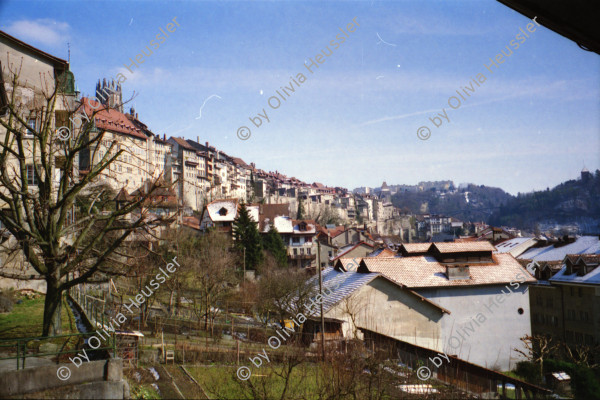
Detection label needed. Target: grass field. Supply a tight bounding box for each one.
[187,364,335,399]
[0,293,76,340]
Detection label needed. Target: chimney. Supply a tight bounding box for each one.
[197,136,199,143]
[163,133,166,140]
[206,142,209,148]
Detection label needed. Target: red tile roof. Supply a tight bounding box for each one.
[373,248,396,258]
[400,243,431,253]
[170,136,196,151]
[81,98,147,140]
[359,254,535,288]
[432,241,496,253]
[182,216,201,230]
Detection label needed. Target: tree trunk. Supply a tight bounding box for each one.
[42,276,62,337]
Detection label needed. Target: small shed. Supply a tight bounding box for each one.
[546,371,571,395]
[115,330,144,368]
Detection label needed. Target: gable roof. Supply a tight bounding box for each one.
[550,255,600,286]
[205,199,238,222]
[169,136,196,151]
[303,267,450,317]
[519,236,600,262]
[368,248,397,258]
[432,241,496,253]
[253,203,290,231]
[333,258,363,272]
[81,98,147,140]
[358,254,535,289]
[399,243,431,254]
[495,237,536,253]
[292,219,317,235]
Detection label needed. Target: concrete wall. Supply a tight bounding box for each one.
[0,358,124,398]
[326,277,444,350]
[417,284,532,371]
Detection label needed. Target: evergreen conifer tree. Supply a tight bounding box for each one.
[262,225,288,267]
[297,197,305,219]
[233,202,263,270]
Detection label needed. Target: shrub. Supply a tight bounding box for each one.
[515,361,541,384]
[545,359,600,400]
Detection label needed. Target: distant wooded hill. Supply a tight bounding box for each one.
[488,170,600,232]
[390,171,600,232]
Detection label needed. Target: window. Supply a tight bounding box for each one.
[26,165,37,185]
[118,164,122,172]
[580,311,589,322]
[293,249,297,256]
[26,118,36,135]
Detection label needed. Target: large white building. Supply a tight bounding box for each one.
[356,242,536,371]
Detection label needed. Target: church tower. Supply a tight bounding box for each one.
[95,78,123,112]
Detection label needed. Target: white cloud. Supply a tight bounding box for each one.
[4,19,70,46]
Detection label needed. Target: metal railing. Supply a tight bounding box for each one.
[0,331,116,370]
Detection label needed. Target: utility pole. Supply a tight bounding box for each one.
[317,241,325,361]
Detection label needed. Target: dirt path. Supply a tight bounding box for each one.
[154,365,185,399]
[164,365,210,399]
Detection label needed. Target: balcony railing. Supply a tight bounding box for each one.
[288,253,316,260]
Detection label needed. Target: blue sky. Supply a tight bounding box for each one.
[1,0,598,195]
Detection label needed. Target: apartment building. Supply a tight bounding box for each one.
[168,137,211,211]
[0,30,78,201]
[529,254,600,348]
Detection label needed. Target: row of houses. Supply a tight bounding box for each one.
[4,28,479,238]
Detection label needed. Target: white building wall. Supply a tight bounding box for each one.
[417,284,532,371]
[326,278,444,349]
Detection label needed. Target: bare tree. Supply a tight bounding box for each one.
[563,343,599,369]
[176,229,238,334]
[339,292,369,340]
[255,256,314,325]
[0,62,170,335]
[515,334,558,381]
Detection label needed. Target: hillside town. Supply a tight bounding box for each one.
[0,3,599,400]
